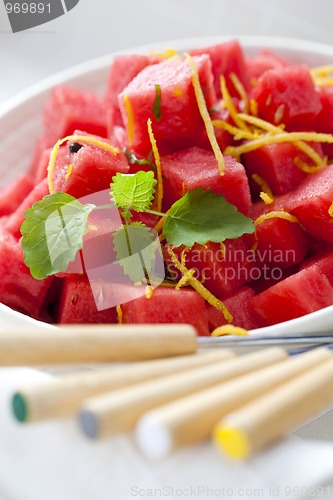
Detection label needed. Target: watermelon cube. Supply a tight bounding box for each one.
[190,40,249,97]
[300,249,333,285]
[252,266,333,326]
[105,53,159,131]
[161,148,252,215]
[0,173,33,217]
[315,86,333,159]
[246,49,290,85]
[57,276,118,324]
[43,87,108,147]
[243,141,324,195]
[121,286,210,336]
[251,65,322,128]
[52,132,129,198]
[118,54,216,155]
[251,217,309,269]
[207,287,264,331]
[5,178,49,239]
[0,230,53,319]
[280,164,333,245]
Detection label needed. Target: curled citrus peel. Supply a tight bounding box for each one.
[251,174,274,205]
[211,325,249,337]
[147,118,163,212]
[168,246,233,324]
[186,53,225,175]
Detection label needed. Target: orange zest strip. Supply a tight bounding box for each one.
[220,75,249,132]
[293,156,327,174]
[123,94,135,147]
[229,72,249,114]
[47,134,119,194]
[147,118,163,213]
[251,174,274,205]
[254,210,299,227]
[225,131,333,159]
[211,325,249,337]
[236,114,325,167]
[329,202,333,218]
[212,120,257,140]
[168,247,233,324]
[116,305,123,324]
[185,53,225,175]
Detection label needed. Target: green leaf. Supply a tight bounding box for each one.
[111,171,157,212]
[113,222,156,282]
[163,187,255,247]
[20,193,95,279]
[152,83,162,121]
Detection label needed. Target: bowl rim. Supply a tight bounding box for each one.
[1,34,333,334]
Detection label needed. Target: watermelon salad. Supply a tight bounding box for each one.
[1,39,333,335]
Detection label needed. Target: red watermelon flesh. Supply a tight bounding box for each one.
[5,178,49,239]
[251,217,309,269]
[243,140,324,196]
[246,49,290,85]
[121,286,210,336]
[164,238,250,299]
[300,249,333,285]
[0,173,33,217]
[118,54,216,155]
[57,276,118,324]
[315,86,333,159]
[161,148,252,215]
[252,266,333,326]
[52,134,129,199]
[190,40,249,97]
[105,53,160,131]
[0,230,53,319]
[278,164,333,245]
[251,65,322,129]
[207,286,264,331]
[248,265,300,295]
[43,86,108,147]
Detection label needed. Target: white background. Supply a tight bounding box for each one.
[1,0,333,104]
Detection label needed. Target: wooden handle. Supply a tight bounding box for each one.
[214,356,333,460]
[12,349,234,423]
[135,347,332,459]
[0,324,197,365]
[79,347,286,439]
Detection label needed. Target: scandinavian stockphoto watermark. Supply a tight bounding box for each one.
[165,246,296,284]
[3,0,80,32]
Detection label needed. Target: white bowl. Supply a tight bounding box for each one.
[1,35,333,335]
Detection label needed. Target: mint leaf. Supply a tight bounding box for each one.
[113,222,156,282]
[21,193,95,279]
[163,188,255,247]
[111,171,157,212]
[152,84,162,121]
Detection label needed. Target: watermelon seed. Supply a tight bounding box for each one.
[69,142,83,153]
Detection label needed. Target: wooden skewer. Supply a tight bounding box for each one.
[79,347,287,439]
[0,325,197,365]
[214,356,333,460]
[135,347,332,460]
[12,350,234,423]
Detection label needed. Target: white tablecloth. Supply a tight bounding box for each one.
[0,368,333,500]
